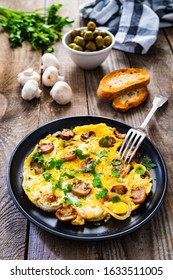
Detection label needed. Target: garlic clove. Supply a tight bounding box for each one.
[42,66,59,87]
[41,53,60,72]
[21,80,41,101]
[50,81,73,105]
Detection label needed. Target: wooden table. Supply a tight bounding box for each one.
[0,0,173,260]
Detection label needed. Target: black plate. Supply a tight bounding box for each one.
[7,116,168,240]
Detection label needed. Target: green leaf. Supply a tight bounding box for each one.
[112,168,120,178]
[32,151,44,163]
[73,149,89,159]
[95,188,108,199]
[135,167,146,175]
[75,201,82,207]
[112,195,121,203]
[93,172,102,188]
[0,4,74,51]
[141,156,157,170]
[43,172,53,182]
[91,150,108,158]
[111,160,121,166]
[64,197,73,206]
[52,176,62,192]
[55,159,66,170]
[43,158,55,170]
[62,184,72,195]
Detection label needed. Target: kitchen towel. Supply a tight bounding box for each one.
[80,0,173,54]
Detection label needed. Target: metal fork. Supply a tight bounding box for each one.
[118,96,168,163]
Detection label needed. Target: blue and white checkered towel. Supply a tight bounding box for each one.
[80,0,173,54]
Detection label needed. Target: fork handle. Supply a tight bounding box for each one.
[140,96,168,130]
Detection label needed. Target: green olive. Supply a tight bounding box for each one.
[104,35,112,46]
[74,36,85,47]
[83,31,94,41]
[71,29,81,38]
[87,21,96,31]
[93,30,100,38]
[85,41,97,51]
[95,35,104,48]
[99,31,107,38]
[68,43,83,51]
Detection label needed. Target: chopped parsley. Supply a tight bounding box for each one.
[43,158,55,170]
[52,176,63,192]
[141,156,157,170]
[96,188,108,199]
[112,195,121,203]
[32,151,44,163]
[93,172,102,188]
[64,197,73,206]
[62,184,72,195]
[43,172,53,182]
[111,160,121,166]
[135,167,146,175]
[55,159,66,170]
[75,201,82,208]
[91,150,108,158]
[73,149,89,159]
[112,168,120,178]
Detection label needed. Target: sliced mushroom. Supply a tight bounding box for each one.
[83,158,96,172]
[113,128,126,139]
[55,205,77,221]
[38,142,54,154]
[110,185,128,195]
[30,162,44,174]
[62,151,76,161]
[37,199,62,212]
[80,131,96,142]
[44,193,57,203]
[99,136,116,147]
[60,129,75,140]
[72,181,91,197]
[130,186,147,204]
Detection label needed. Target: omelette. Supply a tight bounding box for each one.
[22,123,153,225]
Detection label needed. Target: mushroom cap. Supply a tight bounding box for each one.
[50,81,73,105]
[41,53,60,71]
[42,66,59,87]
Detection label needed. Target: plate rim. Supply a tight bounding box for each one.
[7,115,168,240]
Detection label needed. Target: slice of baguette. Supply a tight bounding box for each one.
[97,68,150,100]
[112,87,148,112]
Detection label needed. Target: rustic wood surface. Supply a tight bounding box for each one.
[0,0,172,260]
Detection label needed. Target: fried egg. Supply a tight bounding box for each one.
[22,123,152,225]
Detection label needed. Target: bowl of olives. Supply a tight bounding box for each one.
[62,21,115,70]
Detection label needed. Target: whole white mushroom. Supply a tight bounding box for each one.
[21,80,41,101]
[50,81,72,105]
[17,68,40,86]
[42,66,59,87]
[41,53,60,72]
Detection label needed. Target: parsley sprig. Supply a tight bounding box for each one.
[0,4,74,51]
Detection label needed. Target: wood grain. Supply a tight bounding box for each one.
[0,0,173,260]
[0,0,43,260]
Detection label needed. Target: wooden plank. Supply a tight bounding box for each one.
[26,0,102,260]
[0,0,43,259]
[100,31,173,260]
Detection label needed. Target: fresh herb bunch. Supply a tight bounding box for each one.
[0,3,74,51]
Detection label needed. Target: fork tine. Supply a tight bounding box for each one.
[126,133,146,163]
[118,129,136,160]
[119,128,146,163]
[123,133,141,163]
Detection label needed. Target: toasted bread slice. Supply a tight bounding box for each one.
[97,68,150,100]
[112,87,148,112]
